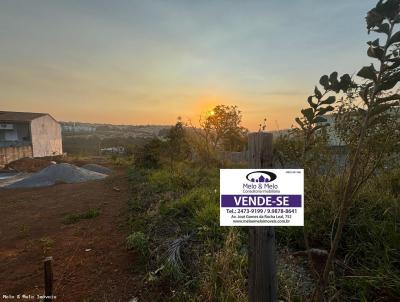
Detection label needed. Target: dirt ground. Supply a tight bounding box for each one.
[0,167,141,302]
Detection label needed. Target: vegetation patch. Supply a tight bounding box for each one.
[39,237,55,255]
[126,97,399,300]
[126,231,149,257]
[63,208,100,225]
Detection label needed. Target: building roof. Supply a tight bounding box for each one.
[0,111,48,122]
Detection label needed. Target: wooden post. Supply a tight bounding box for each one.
[248,132,277,302]
[43,256,53,302]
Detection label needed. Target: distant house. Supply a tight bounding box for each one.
[0,111,63,166]
[61,122,96,133]
[319,107,400,147]
[318,114,344,147]
[100,146,125,155]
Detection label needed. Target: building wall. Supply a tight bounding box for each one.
[0,145,33,167]
[16,123,31,141]
[316,115,345,147]
[323,115,344,146]
[30,115,63,157]
[3,129,18,141]
[0,122,31,142]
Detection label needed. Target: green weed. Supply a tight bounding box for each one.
[126,231,149,257]
[39,237,55,255]
[63,208,100,225]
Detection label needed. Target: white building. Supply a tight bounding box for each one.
[0,111,63,166]
[320,107,399,146]
[62,122,96,133]
[319,115,344,146]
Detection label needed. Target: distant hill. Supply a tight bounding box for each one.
[60,122,173,155]
[60,122,172,139]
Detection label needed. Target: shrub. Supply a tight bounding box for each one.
[40,237,55,255]
[126,231,149,257]
[194,200,220,239]
[148,167,195,193]
[63,208,100,224]
[134,138,163,169]
[338,183,400,300]
[198,229,247,301]
[160,188,218,221]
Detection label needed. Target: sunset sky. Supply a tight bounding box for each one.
[0,0,375,130]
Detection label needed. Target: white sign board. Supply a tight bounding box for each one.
[220,169,304,226]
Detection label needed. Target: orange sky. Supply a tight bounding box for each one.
[2,89,305,131]
[0,1,371,131]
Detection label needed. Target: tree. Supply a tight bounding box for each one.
[199,105,247,152]
[134,138,163,169]
[295,1,400,299]
[165,120,191,167]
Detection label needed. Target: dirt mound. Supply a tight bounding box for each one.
[6,163,107,189]
[81,164,113,175]
[5,157,53,172]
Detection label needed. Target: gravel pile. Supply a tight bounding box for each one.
[81,164,113,175]
[6,163,107,189]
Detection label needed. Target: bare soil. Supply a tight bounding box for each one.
[0,167,141,302]
[5,157,53,172]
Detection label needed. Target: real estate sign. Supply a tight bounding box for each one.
[220,169,304,226]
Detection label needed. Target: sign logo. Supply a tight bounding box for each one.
[246,171,277,183]
[220,169,304,226]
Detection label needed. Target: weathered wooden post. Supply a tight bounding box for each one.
[248,132,277,302]
[43,256,53,302]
